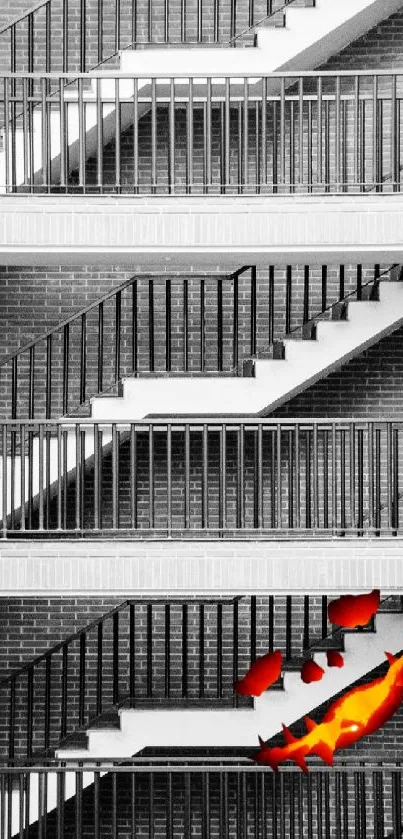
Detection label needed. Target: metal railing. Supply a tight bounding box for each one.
[1,69,403,195]
[0,263,383,420]
[0,761,401,839]
[0,418,401,538]
[0,0,300,78]
[0,594,335,760]
[0,267,256,420]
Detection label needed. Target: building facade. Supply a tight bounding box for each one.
[1,0,403,835]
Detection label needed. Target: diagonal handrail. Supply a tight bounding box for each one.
[0,595,239,687]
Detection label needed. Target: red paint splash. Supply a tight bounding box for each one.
[328,590,380,629]
[234,650,283,696]
[301,659,325,684]
[326,650,344,668]
[254,651,403,773]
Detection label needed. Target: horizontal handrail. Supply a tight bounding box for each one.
[1,417,403,425]
[2,68,403,78]
[0,761,401,773]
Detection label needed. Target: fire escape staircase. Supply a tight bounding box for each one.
[1,0,402,189]
[1,596,403,834]
[1,265,403,523]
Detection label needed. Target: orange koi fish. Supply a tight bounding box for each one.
[235,650,283,696]
[326,650,344,668]
[328,589,380,628]
[301,659,325,684]
[255,651,403,773]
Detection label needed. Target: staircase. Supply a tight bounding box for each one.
[91,267,403,418]
[55,605,403,760]
[2,597,402,835]
[2,0,402,191]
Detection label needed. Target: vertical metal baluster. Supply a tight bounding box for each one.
[167,423,172,535]
[115,78,121,193]
[294,424,300,531]
[113,612,119,705]
[308,98,313,191]
[131,281,138,375]
[357,428,364,533]
[232,273,238,370]
[303,595,310,650]
[217,278,223,371]
[115,291,121,382]
[97,303,104,394]
[206,78,212,191]
[269,264,274,345]
[63,324,69,414]
[350,422,356,531]
[115,0,121,52]
[151,79,157,193]
[257,424,263,529]
[277,424,282,530]
[3,79,10,194]
[130,424,137,530]
[230,0,236,39]
[225,78,230,193]
[149,280,154,371]
[199,603,205,698]
[393,427,399,531]
[313,423,319,530]
[243,79,249,191]
[62,0,68,71]
[29,346,35,419]
[357,264,362,301]
[168,79,175,193]
[332,423,337,532]
[372,76,379,190]
[303,265,310,324]
[183,279,189,371]
[133,78,139,194]
[217,603,223,698]
[78,78,85,191]
[220,424,226,533]
[391,73,398,191]
[146,604,152,698]
[94,770,100,839]
[187,78,194,194]
[261,77,267,189]
[129,603,135,704]
[185,424,190,530]
[237,424,244,529]
[280,77,286,187]
[286,266,292,334]
[149,425,154,529]
[38,424,44,531]
[11,357,17,420]
[233,599,239,706]
[112,424,120,529]
[96,622,103,716]
[22,78,29,187]
[164,603,170,698]
[80,0,87,71]
[375,427,381,532]
[20,424,26,533]
[80,315,86,405]
[387,422,393,531]
[317,76,322,186]
[335,75,341,189]
[392,771,402,839]
[200,278,205,371]
[182,603,188,697]
[98,0,104,64]
[202,424,208,529]
[354,75,359,189]
[8,678,15,763]
[322,266,327,313]
[285,595,292,661]
[166,279,171,372]
[305,428,311,529]
[339,265,345,301]
[251,266,257,356]
[288,428,294,528]
[79,632,86,727]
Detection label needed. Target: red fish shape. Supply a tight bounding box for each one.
[254,651,403,773]
[326,650,344,668]
[301,659,325,684]
[234,650,283,696]
[328,590,380,629]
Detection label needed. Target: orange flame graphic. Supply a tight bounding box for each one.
[254,651,403,773]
